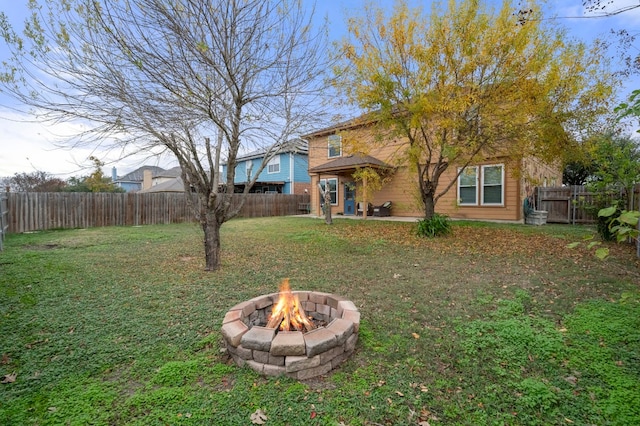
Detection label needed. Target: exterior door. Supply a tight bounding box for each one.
[344,183,355,215]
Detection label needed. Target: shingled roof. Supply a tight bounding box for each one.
[138,177,185,193]
[308,154,391,173]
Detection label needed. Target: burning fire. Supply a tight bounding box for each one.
[266,278,315,332]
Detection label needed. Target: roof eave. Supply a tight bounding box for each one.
[309,162,392,174]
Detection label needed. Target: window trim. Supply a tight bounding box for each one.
[320,177,338,206]
[457,166,478,206]
[480,164,504,206]
[328,135,342,158]
[267,155,280,174]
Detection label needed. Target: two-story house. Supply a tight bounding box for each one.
[305,118,561,222]
[222,139,310,195]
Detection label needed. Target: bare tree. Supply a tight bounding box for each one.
[0,0,330,270]
[582,0,640,16]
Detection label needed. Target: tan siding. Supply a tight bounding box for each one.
[372,167,421,216]
[307,124,557,222]
[308,135,330,170]
[308,133,332,215]
[310,175,319,214]
[436,160,522,221]
[521,156,563,200]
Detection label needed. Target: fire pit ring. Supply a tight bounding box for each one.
[221,291,360,380]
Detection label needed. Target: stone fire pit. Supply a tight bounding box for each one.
[221,290,360,380]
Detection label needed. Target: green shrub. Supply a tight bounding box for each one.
[597,207,620,241]
[416,213,451,237]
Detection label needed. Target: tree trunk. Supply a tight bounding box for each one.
[421,179,437,220]
[202,213,222,271]
[423,194,436,220]
[324,187,333,225]
[318,182,332,225]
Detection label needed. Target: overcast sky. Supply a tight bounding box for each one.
[1,0,639,179]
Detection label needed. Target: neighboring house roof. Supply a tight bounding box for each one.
[227,139,309,164]
[138,177,185,193]
[309,153,391,174]
[154,166,182,178]
[115,165,166,183]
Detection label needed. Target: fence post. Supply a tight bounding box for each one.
[571,185,576,226]
[0,190,8,251]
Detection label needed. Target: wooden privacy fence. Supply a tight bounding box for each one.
[0,192,8,250]
[5,192,310,234]
[537,185,640,224]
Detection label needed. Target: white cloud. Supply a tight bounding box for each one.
[0,110,88,177]
[0,109,176,179]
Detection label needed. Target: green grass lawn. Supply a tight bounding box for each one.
[1,217,639,425]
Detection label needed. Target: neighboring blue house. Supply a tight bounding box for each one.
[222,139,310,194]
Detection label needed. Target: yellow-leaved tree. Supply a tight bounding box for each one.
[335,0,617,219]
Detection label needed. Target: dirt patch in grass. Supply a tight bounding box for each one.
[23,243,61,250]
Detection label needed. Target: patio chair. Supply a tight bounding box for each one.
[356,202,373,216]
[373,201,392,217]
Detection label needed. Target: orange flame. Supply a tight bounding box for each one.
[267,278,315,332]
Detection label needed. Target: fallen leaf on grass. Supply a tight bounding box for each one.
[412,332,420,339]
[1,353,10,365]
[564,375,577,386]
[1,372,16,384]
[419,422,430,426]
[395,391,404,396]
[250,409,267,424]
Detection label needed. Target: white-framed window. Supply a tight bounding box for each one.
[328,135,342,158]
[481,164,504,205]
[267,155,280,174]
[320,177,338,205]
[457,164,504,206]
[457,166,478,205]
